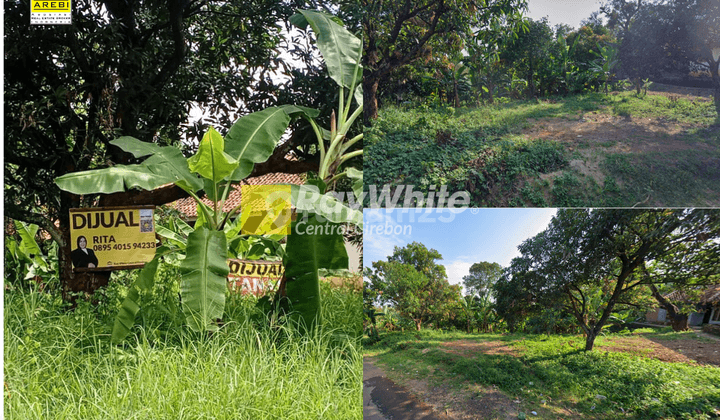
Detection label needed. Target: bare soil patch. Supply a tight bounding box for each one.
[394,340,577,420]
[647,82,714,100]
[597,335,720,367]
[521,111,716,189]
[523,113,708,154]
[438,340,518,358]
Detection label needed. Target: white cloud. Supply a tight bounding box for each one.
[444,258,474,289]
[363,210,411,268]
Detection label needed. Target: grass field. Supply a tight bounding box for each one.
[4,283,362,420]
[364,329,720,419]
[365,91,720,207]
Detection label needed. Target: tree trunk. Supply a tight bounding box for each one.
[670,314,689,331]
[414,319,422,331]
[453,79,460,108]
[363,74,380,125]
[649,283,690,332]
[584,331,598,351]
[527,59,536,98]
[710,58,720,118]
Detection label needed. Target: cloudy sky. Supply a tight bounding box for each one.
[363,208,557,291]
[525,0,605,29]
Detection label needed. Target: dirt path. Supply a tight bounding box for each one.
[367,343,576,420]
[364,357,448,420]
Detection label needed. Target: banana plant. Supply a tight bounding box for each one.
[6,220,58,285]
[54,9,363,343]
[589,43,619,95]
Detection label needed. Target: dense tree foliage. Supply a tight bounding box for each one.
[366,242,462,330]
[4,0,353,299]
[602,0,720,111]
[367,0,719,115]
[361,0,527,122]
[462,261,502,299]
[497,209,720,351]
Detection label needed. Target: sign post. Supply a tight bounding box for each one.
[227,259,284,296]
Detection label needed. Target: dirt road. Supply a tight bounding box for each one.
[364,357,447,420]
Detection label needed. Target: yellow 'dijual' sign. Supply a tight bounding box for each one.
[227,259,284,296]
[31,0,72,25]
[69,207,156,270]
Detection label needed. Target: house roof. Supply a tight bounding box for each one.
[167,172,304,219]
[699,285,720,305]
[664,285,720,306]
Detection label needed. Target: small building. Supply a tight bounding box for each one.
[700,285,720,325]
[645,285,720,326]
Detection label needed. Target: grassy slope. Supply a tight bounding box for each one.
[364,330,720,420]
[4,283,362,420]
[365,93,720,207]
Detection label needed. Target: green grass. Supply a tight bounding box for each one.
[364,330,720,419]
[365,92,720,207]
[4,283,362,420]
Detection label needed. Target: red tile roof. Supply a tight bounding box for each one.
[168,172,304,219]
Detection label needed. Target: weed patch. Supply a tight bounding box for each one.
[366,92,720,207]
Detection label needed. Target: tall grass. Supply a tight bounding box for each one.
[4,282,362,420]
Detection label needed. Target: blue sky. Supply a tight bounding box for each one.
[363,209,557,290]
[526,0,604,30]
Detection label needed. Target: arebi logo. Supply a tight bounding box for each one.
[31,0,72,25]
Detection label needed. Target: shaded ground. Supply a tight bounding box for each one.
[371,342,577,420]
[598,333,720,367]
[367,331,719,420]
[647,82,715,99]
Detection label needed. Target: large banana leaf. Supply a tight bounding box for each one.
[111,137,203,192]
[54,148,202,194]
[179,227,229,332]
[187,127,238,182]
[110,136,162,157]
[224,107,293,181]
[13,220,42,260]
[354,84,363,107]
[55,164,175,195]
[282,213,348,330]
[290,184,363,228]
[346,168,363,204]
[291,10,362,90]
[110,255,160,344]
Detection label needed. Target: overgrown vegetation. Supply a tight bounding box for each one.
[365,92,720,207]
[5,281,362,420]
[364,330,720,419]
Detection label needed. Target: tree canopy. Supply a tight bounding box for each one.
[497,209,720,351]
[462,261,502,299]
[366,241,461,330]
[361,0,527,123]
